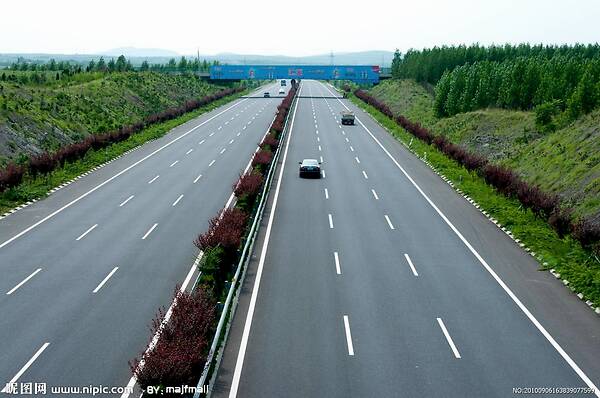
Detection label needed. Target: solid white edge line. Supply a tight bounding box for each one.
[437,318,461,359]
[321,81,600,396]
[76,224,98,241]
[119,195,135,207]
[0,99,247,250]
[404,253,419,277]
[343,315,355,356]
[328,214,334,229]
[334,252,341,275]
[141,223,158,240]
[172,194,184,207]
[6,268,42,295]
[228,90,300,398]
[1,343,50,393]
[371,189,379,200]
[93,267,119,293]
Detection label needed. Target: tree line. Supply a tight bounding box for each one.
[7,55,220,74]
[391,43,600,84]
[433,56,600,121]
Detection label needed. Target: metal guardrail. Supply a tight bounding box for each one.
[192,87,299,398]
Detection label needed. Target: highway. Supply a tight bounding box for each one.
[0,82,287,396]
[213,80,600,397]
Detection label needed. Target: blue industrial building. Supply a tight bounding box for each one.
[210,65,380,83]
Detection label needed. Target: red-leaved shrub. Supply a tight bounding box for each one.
[354,87,600,253]
[261,133,279,151]
[234,171,264,199]
[252,150,273,168]
[0,163,24,192]
[194,208,248,252]
[0,86,245,190]
[482,164,519,196]
[129,288,215,390]
[572,218,600,249]
[549,207,574,238]
[29,153,56,177]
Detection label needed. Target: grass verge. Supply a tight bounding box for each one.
[0,89,249,215]
[349,93,600,308]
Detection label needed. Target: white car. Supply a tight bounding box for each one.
[298,159,322,178]
[278,88,285,95]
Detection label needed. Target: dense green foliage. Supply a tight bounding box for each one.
[0,89,247,214]
[6,54,219,74]
[434,56,600,118]
[392,43,600,84]
[369,79,600,221]
[0,71,229,165]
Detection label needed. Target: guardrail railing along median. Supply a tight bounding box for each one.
[192,84,299,398]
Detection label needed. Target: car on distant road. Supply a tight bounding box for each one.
[281,80,286,86]
[264,92,270,98]
[298,159,322,178]
[341,110,355,125]
[278,88,285,94]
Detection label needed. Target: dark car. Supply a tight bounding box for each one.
[298,159,321,178]
[263,92,270,98]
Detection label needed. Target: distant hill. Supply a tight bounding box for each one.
[0,50,394,68]
[204,51,394,66]
[100,47,180,57]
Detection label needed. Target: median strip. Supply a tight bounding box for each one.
[127,82,300,397]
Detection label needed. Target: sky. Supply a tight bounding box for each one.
[1,0,599,56]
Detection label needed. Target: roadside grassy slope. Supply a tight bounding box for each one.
[369,79,600,220]
[0,72,226,165]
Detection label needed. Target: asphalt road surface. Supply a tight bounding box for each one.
[213,80,600,398]
[0,81,288,397]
